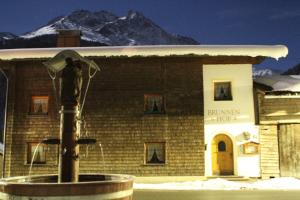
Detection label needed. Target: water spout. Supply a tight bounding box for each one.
[77,138,96,145]
[42,138,60,145]
[28,142,42,180]
[99,143,106,172]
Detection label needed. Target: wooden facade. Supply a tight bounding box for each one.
[0,35,290,178]
[0,53,267,178]
[256,88,300,178]
[1,57,205,177]
[278,124,300,177]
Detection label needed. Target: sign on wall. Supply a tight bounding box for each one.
[207,109,240,123]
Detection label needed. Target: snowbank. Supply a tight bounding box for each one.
[134,177,300,190]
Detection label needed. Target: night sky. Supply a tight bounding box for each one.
[0,0,300,71]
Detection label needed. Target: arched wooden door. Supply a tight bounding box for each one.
[211,134,234,175]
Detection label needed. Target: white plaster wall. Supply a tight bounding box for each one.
[203,64,255,125]
[204,124,260,176]
[203,64,260,177]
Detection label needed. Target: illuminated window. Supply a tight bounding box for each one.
[214,82,232,101]
[30,96,49,114]
[145,142,166,165]
[27,143,46,164]
[144,94,165,114]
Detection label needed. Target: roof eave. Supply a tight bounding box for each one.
[0,45,288,61]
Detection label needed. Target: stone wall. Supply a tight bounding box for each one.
[4,57,205,177]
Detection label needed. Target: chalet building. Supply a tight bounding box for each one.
[0,31,288,178]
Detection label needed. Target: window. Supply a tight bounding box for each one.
[27,143,46,164]
[144,94,165,114]
[30,96,49,114]
[214,82,232,101]
[218,141,226,152]
[145,142,166,164]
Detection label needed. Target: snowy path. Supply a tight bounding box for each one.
[134,190,300,200]
[134,177,300,190]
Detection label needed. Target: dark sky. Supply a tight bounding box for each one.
[0,0,300,71]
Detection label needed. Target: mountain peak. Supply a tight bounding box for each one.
[3,9,199,48]
[64,9,118,28]
[93,10,118,22]
[47,15,64,25]
[127,10,145,19]
[282,63,300,75]
[69,9,92,17]
[253,67,283,77]
[0,32,17,41]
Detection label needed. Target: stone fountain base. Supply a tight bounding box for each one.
[0,174,133,200]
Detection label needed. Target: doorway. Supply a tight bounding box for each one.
[211,134,234,175]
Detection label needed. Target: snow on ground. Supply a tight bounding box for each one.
[134,177,300,190]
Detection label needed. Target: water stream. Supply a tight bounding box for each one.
[28,142,42,180]
[99,143,106,172]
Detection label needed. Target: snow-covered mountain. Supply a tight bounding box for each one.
[282,63,300,75]
[0,32,17,42]
[0,32,16,40]
[252,67,282,77]
[16,10,198,46]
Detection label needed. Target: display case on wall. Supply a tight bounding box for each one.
[243,142,260,154]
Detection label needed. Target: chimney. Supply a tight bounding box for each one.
[57,30,81,47]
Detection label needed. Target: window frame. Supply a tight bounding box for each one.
[144,94,165,114]
[144,142,166,165]
[29,95,49,115]
[27,142,47,165]
[213,81,233,101]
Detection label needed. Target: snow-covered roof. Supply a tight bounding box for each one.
[43,50,100,73]
[254,75,300,92]
[0,45,288,61]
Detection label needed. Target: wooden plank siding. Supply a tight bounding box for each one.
[278,124,300,177]
[256,90,300,178]
[258,95,300,124]
[259,125,280,179]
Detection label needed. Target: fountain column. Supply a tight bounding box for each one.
[59,58,82,182]
[59,104,80,182]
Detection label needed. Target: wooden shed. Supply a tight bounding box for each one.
[255,75,300,178]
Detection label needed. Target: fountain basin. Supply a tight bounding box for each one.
[0,174,134,200]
